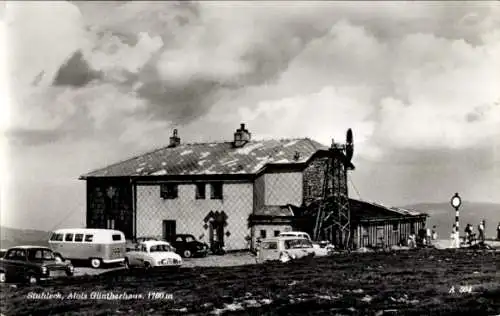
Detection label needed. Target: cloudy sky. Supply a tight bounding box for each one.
[1,1,499,231]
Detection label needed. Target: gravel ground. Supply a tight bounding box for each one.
[1,248,499,315]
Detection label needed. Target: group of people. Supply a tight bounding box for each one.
[407,225,438,248]
[406,221,499,249]
[450,220,488,248]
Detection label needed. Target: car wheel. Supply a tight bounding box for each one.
[27,274,38,285]
[183,250,192,258]
[124,259,131,270]
[90,258,102,269]
[0,271,6,283]
[66,269,74,277]
[144,262,151,271]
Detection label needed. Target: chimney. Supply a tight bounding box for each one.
[168,129,181,148]
[233,123,251,148]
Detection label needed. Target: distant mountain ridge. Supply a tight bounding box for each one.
[401,201,500,239]
[0,226,50,249]
[1,201,498,248]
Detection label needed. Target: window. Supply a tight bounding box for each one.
[112,234,122,241]
[150,244,172,252]
[262,242,278,250]
[392,223,399,232]
[9,249,26,260]
[362,225,369,236]
[160,183,178,199]
[260,230,267,239]
[106,219,115,229]
[6,250,17,260]
[306,185,312,196]
[185,235,195,242]
[65,233,74,242]
[84,234,94,242]
[195,183,206,199]
[210,183,223,200]
[274,230,280,237]
[50,233,64,241]
[74,234,84,242]
[29,249,54,261]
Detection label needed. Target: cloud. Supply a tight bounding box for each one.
[4,1,500,231]
[52,50,102,87]
[6,1,500,156]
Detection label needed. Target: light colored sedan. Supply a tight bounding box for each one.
[125,240,182,270]
[278,231,334,256]
[256,237,315,263]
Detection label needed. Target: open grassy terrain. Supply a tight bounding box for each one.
[1,248,499,315]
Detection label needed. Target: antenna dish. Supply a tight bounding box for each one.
[345,128,354,162]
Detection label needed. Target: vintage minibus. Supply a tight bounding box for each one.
[48,228,126,268]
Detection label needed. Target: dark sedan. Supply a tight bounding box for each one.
[171,234,209,258]
[0,246,74,284]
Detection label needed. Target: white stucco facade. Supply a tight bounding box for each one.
[136,182,253,251]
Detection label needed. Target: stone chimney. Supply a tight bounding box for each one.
[233,123,251,148]
[168,129,181,148]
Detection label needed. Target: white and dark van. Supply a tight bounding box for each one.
[48,228,126,268]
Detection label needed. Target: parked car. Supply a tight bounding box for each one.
[129,236,175,250]
[0,246,74,284]
[256,237,315,263]
[125,240,182,270]
[279,231,334,256]
[171,234,209,258]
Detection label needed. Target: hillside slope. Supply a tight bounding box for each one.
[0,226,50,249]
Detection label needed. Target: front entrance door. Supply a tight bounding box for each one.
[209,220,225,253]
[162,220,176,242]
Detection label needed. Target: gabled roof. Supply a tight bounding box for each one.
[80,138,354,179]
[349,199,427,221]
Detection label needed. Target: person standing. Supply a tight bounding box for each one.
[432,226,438,240]
[478,220,485,243]
[450,225,459,249]
[426,226,432,246]
[464,224,471,246]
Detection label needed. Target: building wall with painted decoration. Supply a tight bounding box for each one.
[135,182,253,251]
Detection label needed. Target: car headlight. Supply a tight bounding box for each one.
[290,254,296,259]
[41,266,48,274]
[68,265,74,272]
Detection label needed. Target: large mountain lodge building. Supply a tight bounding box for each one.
[80,124,427,251]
